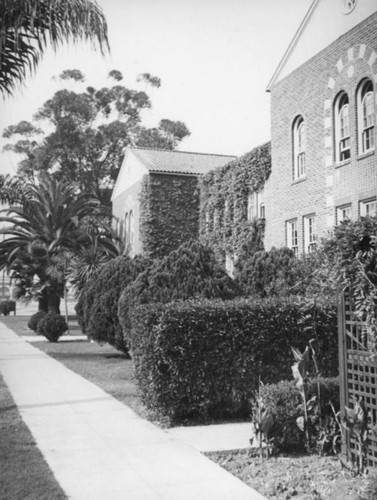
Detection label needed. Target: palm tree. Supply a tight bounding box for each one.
[0,176,119,312]
[0,0,109,95]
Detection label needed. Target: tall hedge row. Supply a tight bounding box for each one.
[118,239,243,339]
[75,255,149,352]
[122,297,338,424]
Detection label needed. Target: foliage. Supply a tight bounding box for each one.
[28,311,47,332]
[320,217,377,354]
[118,239,242,343]
[235,246,301,298]
[0,176,119,312]
[199,142,271,265]
[3,70,190,204]
[251,378,340,453]
[0,0,108,96]
[122,296,338,424]
[76,255,149,352]
[139,174,202,259]
[37,312,67,342]
[0,300,16,316]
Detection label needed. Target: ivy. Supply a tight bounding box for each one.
[199,142,271,263]
[139,173,200,259]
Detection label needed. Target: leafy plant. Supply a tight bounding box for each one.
[37,312,67,342]
[27,310,46,332]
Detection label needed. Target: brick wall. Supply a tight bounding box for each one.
[265,12,377,253]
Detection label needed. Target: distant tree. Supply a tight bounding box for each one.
[3,70,191,205]
[0,0,108,95]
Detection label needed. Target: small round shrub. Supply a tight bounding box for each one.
[37,312,67,342]
[28,310,47,332]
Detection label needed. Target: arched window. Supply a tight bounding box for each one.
[129,210,134,244]
[124,213,129,244]
[357,79,374,154]
[292,116,306,179]
[334,92,350,162]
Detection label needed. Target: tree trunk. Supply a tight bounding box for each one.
[47,292,61,314]
[38,289,49,312]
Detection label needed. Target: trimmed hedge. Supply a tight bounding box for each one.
[118,240,243,342]
[122,296,338,424]
[76,255,149,352]
[28,310,47,332]
[37,312,67,342]
[251,378,340,452]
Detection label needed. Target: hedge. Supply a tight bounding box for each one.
[123,296,338,424]
[76,255,149,352]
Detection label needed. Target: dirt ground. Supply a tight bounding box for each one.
[208,450,376,500]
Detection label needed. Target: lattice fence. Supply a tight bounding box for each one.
[338,293,377,469]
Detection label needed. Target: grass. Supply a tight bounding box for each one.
[0,373,67,500]
[1,315,154,422]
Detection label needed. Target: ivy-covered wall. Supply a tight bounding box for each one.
[199,142,271,264]
[139,173,200,259]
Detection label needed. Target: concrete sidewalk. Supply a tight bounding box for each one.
[0,322,265,500]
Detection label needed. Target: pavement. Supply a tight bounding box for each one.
[0,320,265,500]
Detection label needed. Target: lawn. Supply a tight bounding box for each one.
[0,373,67,500]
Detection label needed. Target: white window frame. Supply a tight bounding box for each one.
[336,204,351,224]
[303,215,317,254]
[335,93,351,162]
[247,188,265,220]
[286,219,298,256]
[293,117,306,180]
[360,199,377,217]
[357,79,375,154]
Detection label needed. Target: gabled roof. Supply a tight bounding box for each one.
[130,147,236,176]
[267,0,319,91]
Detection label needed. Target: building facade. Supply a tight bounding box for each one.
[264,0,377,254]
[112,147,235,258]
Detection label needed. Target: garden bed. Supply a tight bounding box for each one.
[208,449,375,500]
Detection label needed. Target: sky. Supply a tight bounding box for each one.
[0,0,312,175]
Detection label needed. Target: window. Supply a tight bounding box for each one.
[360,199,377,217]
[357,79,374,154]
[303,215,317,254]
[286,219,298,256]
[334,92,350,162]
[247,188,265,220]
[124,213,129,244]
[336,204,351,224]
[129,210,134,244]
[293,116,306,179]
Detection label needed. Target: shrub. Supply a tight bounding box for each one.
[37,312,67,342]
[123,296,338,424]
[28,310,47,332]
[119,239,243,344]
[0,299,16,315]
[252,378,340,452]
[76,255,149,352]
[235,246,302,297]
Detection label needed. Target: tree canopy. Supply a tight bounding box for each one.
[0,0,109,95]
[3,69,191,205]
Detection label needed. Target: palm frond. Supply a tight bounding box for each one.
[0,0,109,96]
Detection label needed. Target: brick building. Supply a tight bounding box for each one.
[264,0,377,254]
[111,147,235,257]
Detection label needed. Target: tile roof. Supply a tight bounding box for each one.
[130,147,236,175]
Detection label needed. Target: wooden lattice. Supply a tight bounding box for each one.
[339,293,377,469]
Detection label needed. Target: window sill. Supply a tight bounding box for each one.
[335,159,351,169]
[292,176,307,185]
[357,150,375,161]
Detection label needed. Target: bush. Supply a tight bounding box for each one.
[0,299,16,316]
[252,378,340,452]
[76,255,149,352]
[123,296,338,424]
[37,312,67,342]
[119,240,243,344]
[28,310,47,332]
[235,246,302,297]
